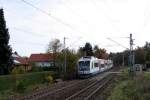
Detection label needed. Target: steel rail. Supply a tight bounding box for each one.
[65,74,113,100]
[84,76,113,100]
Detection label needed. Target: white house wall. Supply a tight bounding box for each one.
[35,62,54,67]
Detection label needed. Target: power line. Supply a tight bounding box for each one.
[61,0,90,25]
[107,37,129,50]
[21,0,99,45]
[21,0,50,15]
[11,27,48,37]
[90,0,125,34]
[144,0,150,16]
[2,8,54,34]
[21,0,85,35]
[11,41,45,46]
[21,0,114,48]
[108,36,129,39]
[102,44,119,47]
[66,37,82,48]
[22,0,102,49]
[143,1,150,27]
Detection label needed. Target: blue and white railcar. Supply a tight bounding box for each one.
[77,56,113,78]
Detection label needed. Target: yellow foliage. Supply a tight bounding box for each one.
[45,75,53,83]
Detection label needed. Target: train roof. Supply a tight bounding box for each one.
[78,56,103,61]
[78,56,112,62]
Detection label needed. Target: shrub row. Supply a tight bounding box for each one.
[0,71,57,91]
[108,72,150,100]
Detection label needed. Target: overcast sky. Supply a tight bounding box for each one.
[0,0,150,56]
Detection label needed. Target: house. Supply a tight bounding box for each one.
[29,53,54,68]
[12,52,31,71]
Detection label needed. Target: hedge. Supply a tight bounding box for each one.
[0,71,57,91]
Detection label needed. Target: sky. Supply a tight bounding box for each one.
[0,0,150,57]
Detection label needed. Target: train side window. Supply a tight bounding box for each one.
[101,64,104,67]
[94,63,98,67]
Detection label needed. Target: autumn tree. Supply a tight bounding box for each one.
[0,8,13,75]
[47,39,62,68]
[93,45,108,59]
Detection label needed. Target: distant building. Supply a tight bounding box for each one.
[12,52,31,71]
[29,53,54,68]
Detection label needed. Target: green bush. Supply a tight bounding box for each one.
[31,66,43,72]
[120,67,130,79]
[15,80,26,93]
[0,71,56,91]
[108,73,150,100]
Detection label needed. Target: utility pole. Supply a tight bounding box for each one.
[107,38,129,67]
[129,34,135,72]
[122,53,124,66]
[64,37,67,78]
[107,34,135,70]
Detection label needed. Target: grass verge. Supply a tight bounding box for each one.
[0,71,57,100]
[108,68,150,100]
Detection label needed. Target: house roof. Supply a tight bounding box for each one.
[12,52,29,65]
[14,57,29,65]
[29,53,53,62]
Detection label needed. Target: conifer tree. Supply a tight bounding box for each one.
[0,8,13,75]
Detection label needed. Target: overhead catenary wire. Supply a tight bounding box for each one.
[90,0,125,35]
[143,1,150,27]
[21,0,99,47]
[57,36,82,51]
[66,37,83,48]
[21,0,86,36]
[11,41,45,46]
[21,0,129,51]
[11,27,48,37]
[60,0,90,25]
[12,27,83,50]
[107,37,129,50]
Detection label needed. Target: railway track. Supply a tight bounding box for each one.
[37,79,96,100]
[85,74,115,100]
[14,79,96,100]
[12,80,81,100]
[65,74,114,100]
[13,67,119,100]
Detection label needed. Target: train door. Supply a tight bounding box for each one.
[98,60,101,71]
[91,60,95,73]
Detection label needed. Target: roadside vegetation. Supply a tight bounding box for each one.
[108,68,150,100]
[0,71,56,99]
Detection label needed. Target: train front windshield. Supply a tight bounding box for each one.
[78,61,90,71]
